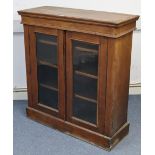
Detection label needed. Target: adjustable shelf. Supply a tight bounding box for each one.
[74,70,97,79]
[40,83,58,92]
[38,103,59,112]
[38,60,58,69]
[75,46,98,54]
[74,73,97,100]
[38,65,58,89]
[74,94,97,103]
[38,39,57,46]
[38,78,58,90]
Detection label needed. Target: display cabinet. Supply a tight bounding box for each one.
[18,6,139,150]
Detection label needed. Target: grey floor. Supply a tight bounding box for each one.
[13,95,141,155]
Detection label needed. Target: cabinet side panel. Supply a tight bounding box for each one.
[23,25,33,106]
[105,32,133,136]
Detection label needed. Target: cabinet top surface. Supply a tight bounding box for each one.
[18,6,139,26]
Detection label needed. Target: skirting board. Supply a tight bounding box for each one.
[13,91,28,100]
[13,86,141,100]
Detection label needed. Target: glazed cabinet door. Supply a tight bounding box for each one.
[66,31,107,133]
[28,26,65,119]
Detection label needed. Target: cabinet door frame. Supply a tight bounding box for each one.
[28,26,65,119]
[66,31,107,133]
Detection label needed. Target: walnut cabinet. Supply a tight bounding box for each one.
[18,6,139,150]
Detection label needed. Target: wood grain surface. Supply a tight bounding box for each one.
[18,6,139,26]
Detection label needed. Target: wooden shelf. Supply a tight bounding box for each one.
[40,83,58,92]
[38,39,57,46]
[74,94,97,103]
[75,46,98,53]
[38,60,58,68]
[72,116,97,127]
[75,70,98,79]
[38,103,58,112]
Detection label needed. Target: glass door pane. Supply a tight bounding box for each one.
[36,33,58,110]
[36,33,57,65]
[72,40,99,124]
